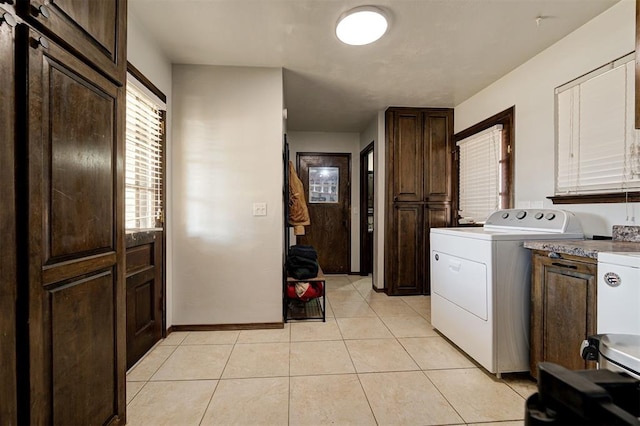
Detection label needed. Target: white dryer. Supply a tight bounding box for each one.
[430,209,583,376]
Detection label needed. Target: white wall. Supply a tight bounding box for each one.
[455,0,637,237]
[172,65,284,324]
[127,12,174,327]
[287,131,361,272]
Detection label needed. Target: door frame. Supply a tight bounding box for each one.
[359,142,374,276]
[124,64,167,369]
[296,152,351,274]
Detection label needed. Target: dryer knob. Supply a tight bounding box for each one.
[501,212,509,219]
[516,211,527,219]
[535,212,544,220]
[546,213,556,220]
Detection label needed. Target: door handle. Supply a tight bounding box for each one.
[551,262,577,270]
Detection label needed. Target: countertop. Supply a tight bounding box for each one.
[523,224,640,259]
[523,239,640,260]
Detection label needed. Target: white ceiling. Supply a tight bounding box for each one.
[128,0,620,132]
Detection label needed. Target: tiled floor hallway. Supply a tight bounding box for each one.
[125,275,536,425]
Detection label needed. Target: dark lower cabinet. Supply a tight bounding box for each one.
[126,231,164,369]
[530,251,597,379]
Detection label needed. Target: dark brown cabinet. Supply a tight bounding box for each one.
[530,251,597,378]
[16,0,127,83]
[126,231,164,370]
[2,1,127,424]
[0,7,18,425]
[385,107,454,295]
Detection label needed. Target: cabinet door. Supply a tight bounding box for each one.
[126,232,163,369]
[386,204,424,295]
[388,109,424,202]
[530,254,597,377]
[0,8,18,424]
[16,0,126,83]
[424,109,453,202]
[18,26,125,425]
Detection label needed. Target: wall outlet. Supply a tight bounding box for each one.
[253,202,267,216]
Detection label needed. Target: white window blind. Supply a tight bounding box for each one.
[556,53,639,195]
[457,124,503,223]
[125,80,164,229]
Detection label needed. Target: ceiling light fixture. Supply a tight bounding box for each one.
[336,6,388,46]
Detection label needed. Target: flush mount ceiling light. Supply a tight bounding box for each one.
[336,6,388,46]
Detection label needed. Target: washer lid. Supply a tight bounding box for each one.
[599,334,640,375]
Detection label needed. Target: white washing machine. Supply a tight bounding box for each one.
[430,209,583,376]
[596,251,640,335]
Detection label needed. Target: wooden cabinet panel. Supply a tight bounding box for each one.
[530,252,597,378]
[390,110,423,202]
[51,270,116,425]
[0,9,18,424]
[16,0,126,83]
[126,231,163,369]
[426,204,451,229]
[425,110,453,201]
[389,204,424,295]
[18,26,125,424]
[48,63,115,261]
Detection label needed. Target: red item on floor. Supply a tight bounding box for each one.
[286,281,323,302]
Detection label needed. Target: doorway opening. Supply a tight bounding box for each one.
[359,142,374,276]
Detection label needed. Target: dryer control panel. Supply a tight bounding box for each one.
[484,209,582,234]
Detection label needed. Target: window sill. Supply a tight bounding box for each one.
[125,228,163,248]
[547,192,640,204]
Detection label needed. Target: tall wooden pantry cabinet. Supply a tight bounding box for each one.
[1,1,128,424]
[385,107,454,296]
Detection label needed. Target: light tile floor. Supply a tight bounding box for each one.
[126,275,536,426]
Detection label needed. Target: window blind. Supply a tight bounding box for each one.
[457,124,503,223]
[125,81,164,229]
[556,54,639,195]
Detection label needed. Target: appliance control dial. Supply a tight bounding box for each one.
[516,211,527,219]
[501,212,509,219]
[535,212,544,220]
[546,213,556,220]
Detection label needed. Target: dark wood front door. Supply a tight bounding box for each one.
[18,27,125,425]
[296,153,351,274]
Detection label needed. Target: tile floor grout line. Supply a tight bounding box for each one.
[420,369,468,425]
[197,378,220,426]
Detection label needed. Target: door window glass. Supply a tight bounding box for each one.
[309,166,339,203]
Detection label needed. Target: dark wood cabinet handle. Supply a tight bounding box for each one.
[31,4,50,18]
[551,262,577,270]
[30,35,49,49]
[1,11,16,27]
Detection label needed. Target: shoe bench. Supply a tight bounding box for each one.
[284,267,326,322]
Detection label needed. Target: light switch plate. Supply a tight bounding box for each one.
[253,202,267,216]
